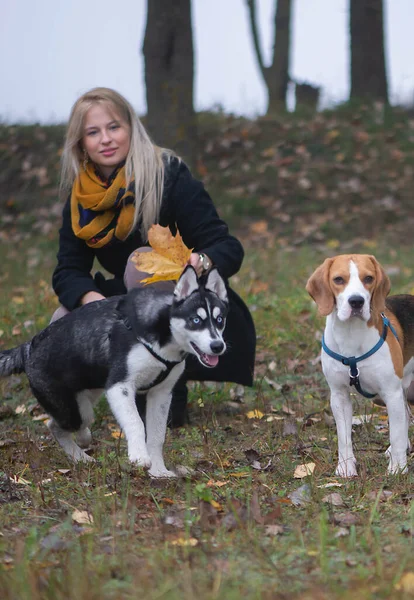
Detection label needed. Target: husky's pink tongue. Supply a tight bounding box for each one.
[204,354,219,367]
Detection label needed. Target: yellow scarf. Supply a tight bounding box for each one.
[71,163,135,248]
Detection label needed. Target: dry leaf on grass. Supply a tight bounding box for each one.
[9,475,31,486]
[294,462,316,478]
[72,510,93,525]
[246,410,264,420]
[288,483,311,506]
[170,537,198,547]
[332,512,359,527]
[265,524,284,536]
[131,224,192,284]
[322,492,344,507]
[394,572,414,593]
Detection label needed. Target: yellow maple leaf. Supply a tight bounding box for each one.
[170,537,198,547]
[131,225,193,285]
[395,572,414,593]
[246,409,264,420]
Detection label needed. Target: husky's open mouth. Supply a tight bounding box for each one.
[191,342,219,368]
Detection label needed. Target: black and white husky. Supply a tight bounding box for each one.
[0,266,228,478]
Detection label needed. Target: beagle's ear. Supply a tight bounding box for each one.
[306,258,335,316]
[369,255,390,316]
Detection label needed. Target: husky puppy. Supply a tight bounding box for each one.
[0,266,228,478]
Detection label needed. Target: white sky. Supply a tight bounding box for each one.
[1,0,413,123]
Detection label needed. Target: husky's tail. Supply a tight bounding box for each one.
[0,343,29,377]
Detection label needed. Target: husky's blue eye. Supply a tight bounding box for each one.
[192,316,201,325]
[216,315,223,325]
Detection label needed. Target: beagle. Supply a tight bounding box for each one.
[306,254,412,477]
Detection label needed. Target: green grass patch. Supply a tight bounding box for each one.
[0,230,413,599]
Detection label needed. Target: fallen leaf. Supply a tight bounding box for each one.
[15,405,27,414]
[334,527,350,538]
[281,405,296,415]
[332,512,359,527]
[111,430,124,439]
[32,413,49,421]
[131,225,192,284]
[164,514,184,529]
[283,419,298,436]
[294,463,316,478]
[395,572,414,593]
[366,490,393,502]
[250,490,264,525]
[318,482,343,489]
[72,510,93,525]
[246,410,264,420]
[244,448,260,463]
[265,524,284,536]
[288,484,311,506]
[174,465,195,478]
[40,533,69,552]
[322,493,344,507]
[249,220,268,234]
[170,537,198,547]
[352,414,373,425]
[207,480,229,488]
[199,500,219,531]
[9,475,31,486]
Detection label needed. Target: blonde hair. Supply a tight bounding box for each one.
[60,87,175,240]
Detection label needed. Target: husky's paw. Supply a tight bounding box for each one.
[76,427,92,449]
[387,457,408,475]
[148,467,177,479]
[129,452,152,470]
[71,449,95,463]
[335,460,357,478]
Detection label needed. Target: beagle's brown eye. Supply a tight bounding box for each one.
[333,276,345,285]
[364,276,374,284]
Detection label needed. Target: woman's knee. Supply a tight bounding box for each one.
[124,247,174,292]
[50,305,70,323]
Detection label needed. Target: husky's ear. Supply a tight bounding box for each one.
[174,266,199,301]
[205,268,228,303]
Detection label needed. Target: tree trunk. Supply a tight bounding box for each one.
[143,0,197,166]
[246,0,292,114]
[349,0,388,103]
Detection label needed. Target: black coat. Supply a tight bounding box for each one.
[52,158,256,386]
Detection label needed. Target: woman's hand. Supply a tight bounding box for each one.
[188,252,212,277]
[80,291,106,305]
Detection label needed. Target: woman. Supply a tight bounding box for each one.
[52,87,256,426]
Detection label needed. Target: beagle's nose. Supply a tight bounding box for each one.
[348,295,364,310]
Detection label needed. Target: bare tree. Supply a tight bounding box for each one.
[246,0,292,114]
[350,0,388,103]
[143,0,197,165]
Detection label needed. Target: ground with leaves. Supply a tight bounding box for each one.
[0,106,413,599]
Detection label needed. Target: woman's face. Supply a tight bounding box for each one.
[82,103,131,178]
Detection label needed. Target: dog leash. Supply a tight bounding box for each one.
[321,313,399,399]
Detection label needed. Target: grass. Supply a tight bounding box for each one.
[0,106,414,598]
